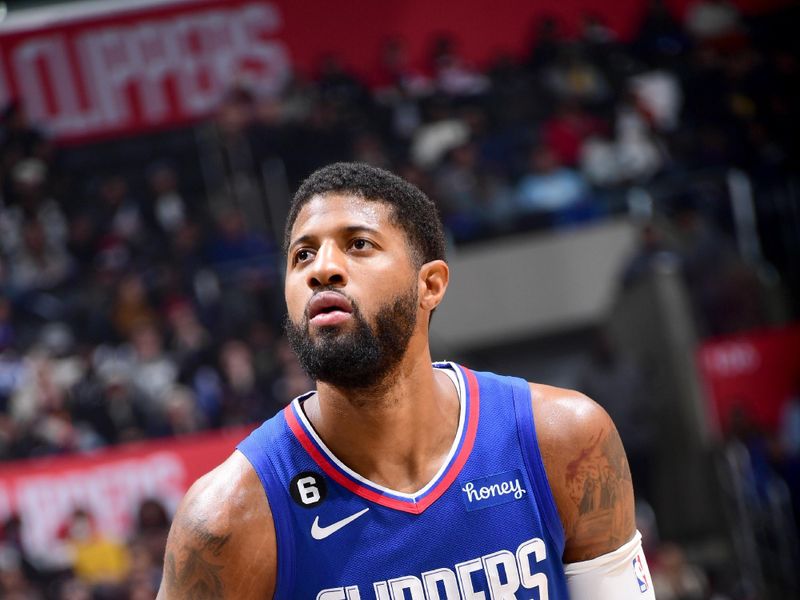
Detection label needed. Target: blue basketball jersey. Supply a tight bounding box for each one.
[237,362,569,599]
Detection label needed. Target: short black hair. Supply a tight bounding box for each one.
[285,162,446,266]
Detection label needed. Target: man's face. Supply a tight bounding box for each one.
[284,194,420,390]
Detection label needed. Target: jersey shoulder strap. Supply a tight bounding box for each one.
[236,412,297,596]
[504,373,565,548]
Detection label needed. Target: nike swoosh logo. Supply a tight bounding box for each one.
[311,507,370,540]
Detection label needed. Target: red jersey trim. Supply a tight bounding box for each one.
[284,366,481,514]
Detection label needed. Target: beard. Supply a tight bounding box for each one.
[284,284,418,391]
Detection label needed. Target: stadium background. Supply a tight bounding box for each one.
[0,0,798,597]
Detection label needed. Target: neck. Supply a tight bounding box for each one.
[302,340,460,493]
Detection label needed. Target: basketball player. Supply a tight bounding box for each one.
[157,163,655,599]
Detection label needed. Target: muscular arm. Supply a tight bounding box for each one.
[157,451,277,599]
[530,384,637,563]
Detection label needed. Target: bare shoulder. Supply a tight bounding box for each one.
[528,383,636,563]
[157,451,276,600]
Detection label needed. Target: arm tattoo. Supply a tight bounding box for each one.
[164,516,232,599]
[564,427,634,560]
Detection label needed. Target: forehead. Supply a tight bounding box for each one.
[289,193,397,240]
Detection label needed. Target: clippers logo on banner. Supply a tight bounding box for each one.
[0,0,291,142]
[698,323,800,435]
[0,426,252,568]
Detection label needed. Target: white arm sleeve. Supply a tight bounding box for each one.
[564,530,656,599]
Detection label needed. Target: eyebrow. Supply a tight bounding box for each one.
[288,225,382,252]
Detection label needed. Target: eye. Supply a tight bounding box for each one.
[350,238,374,251]
[294,248,314,264]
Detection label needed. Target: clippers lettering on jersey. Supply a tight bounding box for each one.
[316,536,549,599]
[460,469,527,511]
[633,554,650,593]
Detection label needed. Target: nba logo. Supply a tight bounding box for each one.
[633,554,649,593]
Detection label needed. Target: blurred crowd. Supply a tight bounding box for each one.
[202,0,796,241]
[0,114,314,458]
[0,0,798,597]
[0,499,170,599]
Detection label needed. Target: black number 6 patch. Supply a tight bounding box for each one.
[290,471,327,507]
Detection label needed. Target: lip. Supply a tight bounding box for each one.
[307,291,353,326]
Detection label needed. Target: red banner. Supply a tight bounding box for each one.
[698,324,800,436]
[0,425,253,568]
[0,0,291,143]
[0,0,789,144]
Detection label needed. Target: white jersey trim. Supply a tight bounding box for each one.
[291,361,467,500]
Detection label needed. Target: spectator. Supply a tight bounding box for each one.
[527,15,564,73]
[1,158,66,256]
[64,509,130,589]
[0,101,50,194]
[486,53,542,126]
[0,515,40,589]
[0,550,43,600]
[168,219,211,305]
[95,369,150,443]
[91,176,143,248]
[145,162,187,236]
[218,339,275,425]
[434,141,514,237]
[125,539,161,599]
[206,207,276,287]
[215,86,257,141]
[8,331,85,455]
[429,36,490,97]
[411,98,471,169]
[133,498,170,571]
[68,350,126,446]
[8,218,73,299]
[65,212,98,280]
[165,299,214,381]
[163,385,206,436]
[633,0,690,65]
[57,578,92,600]
[628,68,683,133]
[580,13,618,50]
[542,44,611,106]
[614,89,668,182]
[206,207,278,332]
[515,145,593,223]
[352,131,393,170]
[542,101,608,167]
[434,141,483,224]
[371,37,431,98]
[684,0,742,43]
[126,322,178,420]
[317,53,370,112]
[111,272,157,340]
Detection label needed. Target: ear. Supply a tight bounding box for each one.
[418,260,449,312]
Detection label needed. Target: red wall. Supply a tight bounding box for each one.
[272,0,791,76]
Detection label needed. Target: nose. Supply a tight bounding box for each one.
[307,241,347,289]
